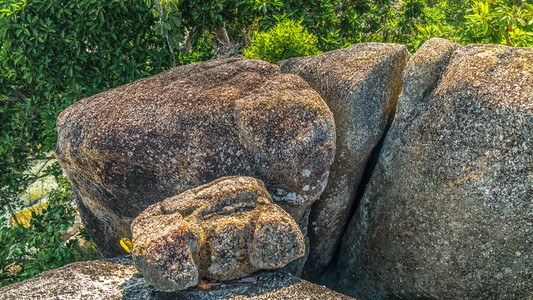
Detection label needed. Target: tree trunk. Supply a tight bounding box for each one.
[216,25,230,46]
[157,1,176,67]
[8,204,20,225]
[504,28,512,47]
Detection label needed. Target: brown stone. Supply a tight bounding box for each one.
[130,176,305,291]
[55,58,336,263]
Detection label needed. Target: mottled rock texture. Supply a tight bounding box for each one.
[279,43,409,277]
[131,176,305,291]
[0,257,355,300]
[0,259,137,299]
[332,38,533,299]
[55,58,335,261]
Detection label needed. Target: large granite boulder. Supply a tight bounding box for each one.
[0,257,355,300]
[331,38,533,299]
[55,58,336,261]
[279,43,409,277]
[131,176,305,291]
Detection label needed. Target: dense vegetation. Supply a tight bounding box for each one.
[244,19,322,63]
[0,0,531,286]
[0,178,101,286]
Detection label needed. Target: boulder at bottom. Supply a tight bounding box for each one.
[131,176,305,291]
[0,257,355,300]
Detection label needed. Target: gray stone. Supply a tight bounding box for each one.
[0,257,356,299]
[0,258,138,300]
[55,58,336,264]
[330,38,533,299]
[279,43,409,277]
[131,176,305,291]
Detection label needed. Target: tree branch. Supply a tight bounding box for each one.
[156,1,176,68]
[8,204,20,225]
[504,27,512,46]
[165,34,176,68]
[0,97,25,103]
[216,24,230,46]
[27,156,55,161]
[22,174,49,187]
[11,88,28,104]
[22,157,55,186]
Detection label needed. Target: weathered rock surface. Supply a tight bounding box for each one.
[55,58,336,261]
[131,176,305,291]
[331,38,533,299]
[279,43,409,277]
[0,257,355,299]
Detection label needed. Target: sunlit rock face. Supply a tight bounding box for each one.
[331,38,533,299]
[55,58,336,267]
[279,42,409,278]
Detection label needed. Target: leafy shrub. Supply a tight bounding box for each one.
[413,0,533,50]
[244,19,321,63]
[0,178,102,287]
[0,0,176,216]
[461,0,533,46]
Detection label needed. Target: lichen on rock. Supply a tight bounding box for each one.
[54,58,335,263]
[279,42,409,277]
[331,38,533,299]
[130,176,305,292]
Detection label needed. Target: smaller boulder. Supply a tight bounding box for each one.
[131,176,305,292]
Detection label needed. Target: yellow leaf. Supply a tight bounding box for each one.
[10,202,48,227]
[120,238,132,253]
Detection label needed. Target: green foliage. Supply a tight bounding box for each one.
[462,0,533,46]
[160,0,256,37]
[414,0,533,49]
[0,178,102,287]
[0,0,176,215]
[238,0,429,52]
[355,0,426,51]
[270,0,354,51]
[151,0,275,59]
[244,19,321,63]
[154,0,429,54]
